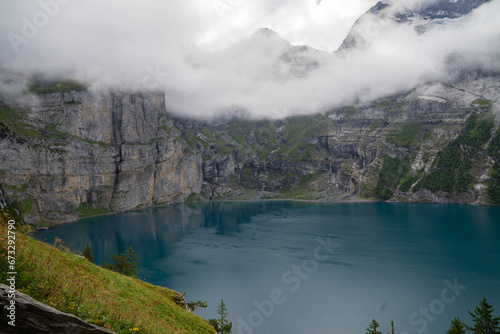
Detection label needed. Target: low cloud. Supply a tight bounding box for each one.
[0,0,499,119]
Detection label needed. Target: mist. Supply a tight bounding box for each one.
[0,0,499,119]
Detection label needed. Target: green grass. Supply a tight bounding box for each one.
[471,98,492,110]
[182,130,204,150]
[376,98,390,109]
[386,122,421,148]
[344,106,356,118]
[252,144,268,160]
[280,173,323,199]
[255,122,278,145]
[201,127,232,151]
[0,213,215,334]
[29,80,87,95]
[185,193,200,202]
[227,119,259,147]
[13,197,36,216]
[225,120,279,161]
[1,183,29,192]
[369,119,385,131]
[76,202,111,218]
[0,106,43,140]
[0,105,19,121]
[44,123,110,147]
[274,114,328,161]
[399,169,424,192]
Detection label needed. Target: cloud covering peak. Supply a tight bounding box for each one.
[0,0,499,119]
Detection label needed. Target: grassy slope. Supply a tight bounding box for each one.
[0,212,214,334]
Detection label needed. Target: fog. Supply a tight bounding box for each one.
[0,0,499,119]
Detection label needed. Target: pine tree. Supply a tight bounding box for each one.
[467,297,500,334]
[388,320,394,334]
[124,245,138,277]
[81,244,94,263]
[209,299,232,334]
[103,245,139,277]
[366,319,382,334]
[447,317,466,334]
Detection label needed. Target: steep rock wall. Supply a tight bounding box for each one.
[0,90,202,224]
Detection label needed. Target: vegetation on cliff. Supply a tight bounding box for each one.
[0,83,499,227]
[415,112,494,194]
[28,79,88,95]
[487,127,500,205]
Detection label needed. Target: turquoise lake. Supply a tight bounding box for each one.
[34,201,500,334]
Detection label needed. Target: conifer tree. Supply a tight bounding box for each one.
[446,317,466,334]
[387,320,394,334]
[124,245,138,277]
[209,299,232,334]
[366,319,382,334]
[467,297,500,334]
[81,244,94,263]
[103,245,139,277]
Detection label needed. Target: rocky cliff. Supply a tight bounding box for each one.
[0,73,499,225]
[0,87,202,224]
[176,72,500,206]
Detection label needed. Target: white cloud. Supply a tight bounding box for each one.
[0,0,499,119]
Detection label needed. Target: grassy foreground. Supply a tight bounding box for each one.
[0,211,214,334]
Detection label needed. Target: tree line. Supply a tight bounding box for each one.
[365,297,500,334]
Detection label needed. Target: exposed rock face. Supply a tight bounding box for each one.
[0,284,116,334]
[0,74,498,225]
[0,90,202,224]
[175,75,500,205]
[0,188,6,209]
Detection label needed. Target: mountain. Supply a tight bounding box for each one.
[338,0,492,51]
[185,28,332,81]
[0,2,499,225]
[0,70,498,225]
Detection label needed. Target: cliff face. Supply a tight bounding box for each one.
[175,74,500,206]
[0,74,499,225]
[0,89,202,224]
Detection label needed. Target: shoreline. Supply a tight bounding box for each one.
[30,191,498,232]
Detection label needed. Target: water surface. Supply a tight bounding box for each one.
[35,201,500,334]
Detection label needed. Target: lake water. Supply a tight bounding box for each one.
[34,201,500,334]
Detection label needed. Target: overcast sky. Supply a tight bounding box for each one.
[0,0,499,119]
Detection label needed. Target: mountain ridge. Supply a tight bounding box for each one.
[0,70,498,225]
[0,1,499,225]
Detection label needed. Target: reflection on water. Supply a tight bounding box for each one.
[35,201,298,266]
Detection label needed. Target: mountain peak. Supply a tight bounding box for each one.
[252,28,281,39]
